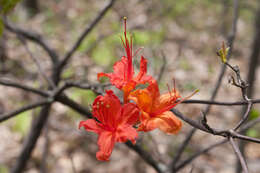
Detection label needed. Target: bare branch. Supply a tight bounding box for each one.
[170,128,196,170]
[157,51,167,83]
[0,78,49,97]
[233,101,252,131]
[240,117,260,132]
[11,104,52,173]
[169,1,240,169]
[3,18,59,64]
[125,141,165,173]
[56,0,116,80]
[204,0,239,115]
[174,139,228,172]
[229,137,248,173]
[0,100,51,123]
[17,36,56,88]
[182,99,260,105]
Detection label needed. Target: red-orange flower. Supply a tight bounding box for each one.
[79,90,139,161]
[129,80,183,134]
[98,18,152,102]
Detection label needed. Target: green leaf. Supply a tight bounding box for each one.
[0,0,21,14]
[11,110,32,136]
[68,89,96,120]
[133,31,150,45]
[71,89,96,106]
[92,44,115,66]
[0,164,8,173]
[249,109,259,121]
[217,43,229,63]
[246,129,258,138]
[0,17,3,36]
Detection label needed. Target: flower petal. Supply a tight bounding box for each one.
[92,90,121,126]
[155,89,181,111]
[134,56,153,83]
[129,88,153,113]
[138,111,182,134]
[97,56,130,89]
[146,80,160,102]
[120,103,140,125]
[96,131,116,161]
[116,124,138,144]
[79,119,103,134]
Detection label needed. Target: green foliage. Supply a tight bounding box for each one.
[71,89,96,107]
[133,30,165,46]
[0,17,3,36]
[0,165,8,173]
[62,68,75,79]
[245,109,260,138]
[162,0,195,18]
[92,43,115,66]
[0,0,21,14]
[133,31,150,45]
[179,58,192,71]
[78,33,98,53]
[246,129,259,138]
[183,82,197,91]
[0,0,21,36]
[11,110,32,136]
[68,89,96,119]
[249,109,259,121]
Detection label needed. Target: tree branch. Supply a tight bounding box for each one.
[55,0,116,81]
[0,100,51,123]
[0,78,49,97]
[3,18,59,64]
[229,137,248,173]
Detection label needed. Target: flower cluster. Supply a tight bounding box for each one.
[79,18,192,161]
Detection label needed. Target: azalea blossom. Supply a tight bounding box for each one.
[98,17,153,103]
[79,90,139,161]
[129,80,184,134]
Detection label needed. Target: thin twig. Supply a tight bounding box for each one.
[204,0,239,116]
[240,117,260,132]
[170,1,240,169]
[56,0,116,79]
[174,139,228,172]
[173,108,260,143]
[3,18,59,64]
[17,36,56,88]
[229,137,248,173]
[125,141,165,173]
[40,121,50,173]
[233,101,252,131]
[157,51,167,83]
[0,78,49,97]
[11,104,52,173]
[170,128,196,169]
[0,100,51,123]
[182,99,260,105]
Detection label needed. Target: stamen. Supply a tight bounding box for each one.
[176,89,199,104]
[130,35,133,57]
[172,78,176,92]
[133,47,144,58]
[167,83,172,98]
[124,17,127,34]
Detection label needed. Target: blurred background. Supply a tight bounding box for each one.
[0,0,260,172]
